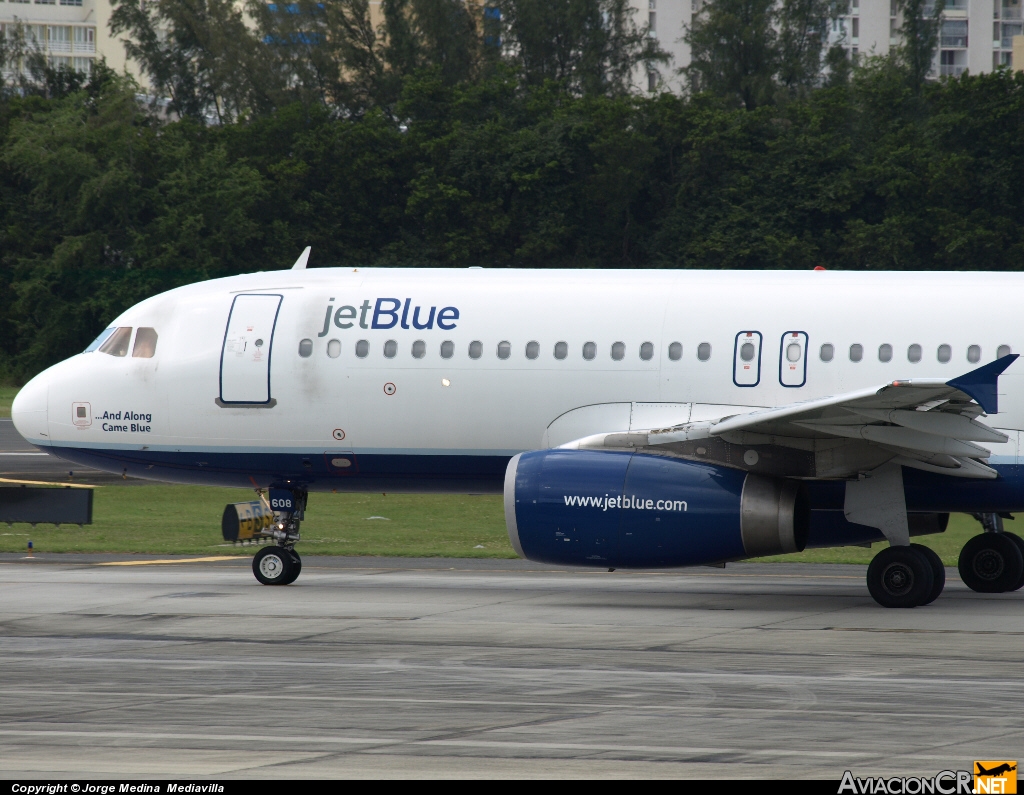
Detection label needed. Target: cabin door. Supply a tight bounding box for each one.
[220,294,282,405]
[732,331,763,387]
[779,331,809,388]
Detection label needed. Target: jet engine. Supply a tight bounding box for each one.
[504,449,809,568]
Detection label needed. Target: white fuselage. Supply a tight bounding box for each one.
[12,268,1024,490]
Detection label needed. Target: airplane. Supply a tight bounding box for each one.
[976,764,1017,777]
[12,253,1024,607]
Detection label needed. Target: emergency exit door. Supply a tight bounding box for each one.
[779,331,808,387]
[733,331,762,387]
[220,294,282,404]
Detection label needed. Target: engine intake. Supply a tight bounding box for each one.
[505,449,809,568]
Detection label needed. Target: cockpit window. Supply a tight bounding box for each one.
[132,327,158,358]
[84,328,115,353]
[98,327,132,357]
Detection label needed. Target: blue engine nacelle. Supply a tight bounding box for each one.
[504,449,809,568]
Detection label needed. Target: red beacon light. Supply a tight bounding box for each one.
[814,266,826,271]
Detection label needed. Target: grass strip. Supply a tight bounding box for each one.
[0,483,989,565]
[0,387,19,418]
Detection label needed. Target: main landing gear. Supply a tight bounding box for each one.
[866,513,1024,607]
[958,513,1024,594]
[251,488,306,585]
[866,544,945,608]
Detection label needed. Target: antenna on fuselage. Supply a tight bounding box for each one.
[291,246,311,270]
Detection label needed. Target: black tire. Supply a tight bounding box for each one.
[867,546,935,608]
[911,544,945,605]
[253,546,296,585]
[958,533,1024,593]
[998,533,1024,592]
[280,549,302,585]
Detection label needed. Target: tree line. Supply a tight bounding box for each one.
[1,0,1022,383]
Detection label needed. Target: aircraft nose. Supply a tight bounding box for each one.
[11,373,49,446]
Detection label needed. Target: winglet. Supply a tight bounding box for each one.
[946,353,1018,414]
[291,246,311,270]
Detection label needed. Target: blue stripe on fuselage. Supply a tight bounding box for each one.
[47,446,509,492]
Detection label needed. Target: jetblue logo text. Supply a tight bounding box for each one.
[563,494,688,512]
[319,298,459,336]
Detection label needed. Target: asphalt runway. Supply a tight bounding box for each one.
[1,555,1022,779]
[0,417,140,485]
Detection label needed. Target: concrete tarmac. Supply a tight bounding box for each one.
[1,554,1022,779]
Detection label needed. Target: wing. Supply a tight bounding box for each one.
[562,355,1019,480]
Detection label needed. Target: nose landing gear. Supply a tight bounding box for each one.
[250,487,306,585]
[253,545,301,585]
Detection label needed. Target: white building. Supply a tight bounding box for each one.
[0,0,131,81]
[834,0,1022,75]
[636,0,1023,91]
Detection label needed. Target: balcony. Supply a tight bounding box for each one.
[1001,4,1023,17]
[940,36,968,45]
[72,41,94,53]
[47,40,71,53]
[940,63,966,75]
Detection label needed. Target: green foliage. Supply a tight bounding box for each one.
[497,0,668,96]
[684,0,849,109]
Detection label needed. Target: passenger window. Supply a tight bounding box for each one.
[412,340,426,359]
[440,340,454,359]
[525,341,539,359]
[697,342,711,361]
[907,344,922,363]
[998,345,1012,358]
[298,338,313,358]
[968,345,981,363]
[640,342,654,361]
[819,343,834,362]
[356,340,369,358]
[611,342,626,361]
[99,327,132,357]
[469,341,483,359]
[132,327,158,358]
[878,344,892,363]
[937,344,951,363]
[383,340,397,358]
[554,342,568,360]
[497,341,511,360]
[849,344,863,362]
[85,328,115,353]
[582,342,596,360]
[327,339,341,358]
[668,342,682,361]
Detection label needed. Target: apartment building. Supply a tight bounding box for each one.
[640,0,1022,90]
[827,0,1020,75]
[0,0,131,79]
